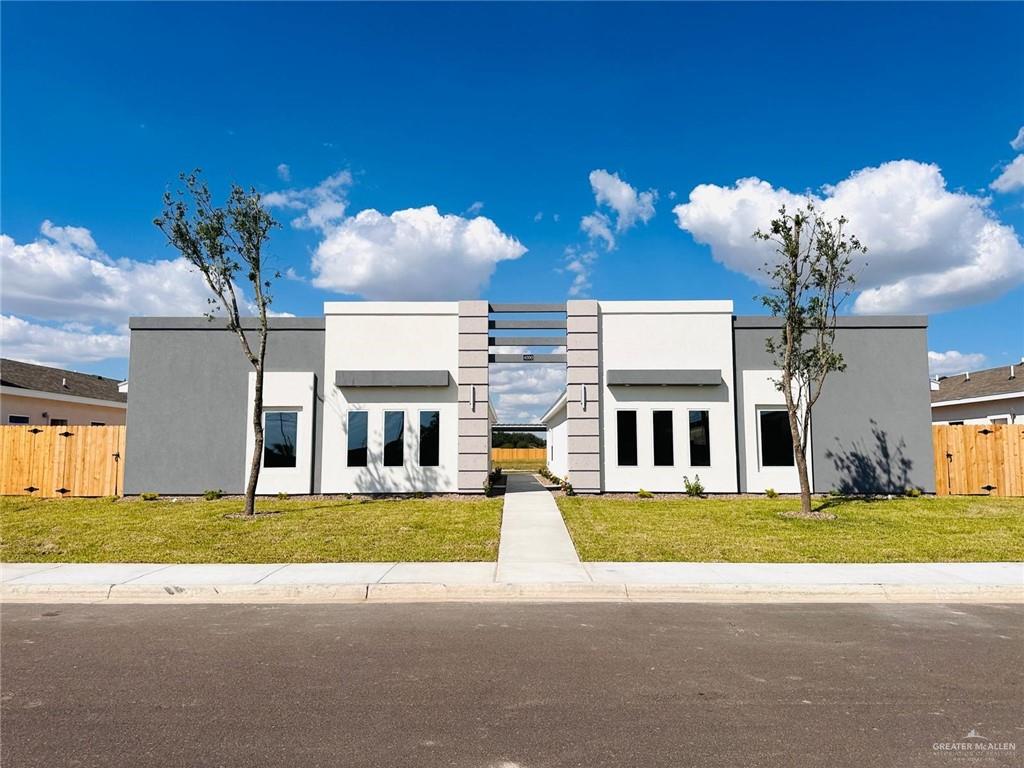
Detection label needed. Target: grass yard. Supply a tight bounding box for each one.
[494,458,547,473]
[558,495,1024,562]
[0,495,502,563]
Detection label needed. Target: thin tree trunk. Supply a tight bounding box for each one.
[790,410,813,517]
[244,363,264,516]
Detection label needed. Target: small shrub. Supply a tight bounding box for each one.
[483,479,494,497]
[276,491,289,501]
[140,492,159,501]
[682,475,704,497]
[765,487,778,499]
[904,486,922,498]
[412,491,428,499]
[203,489,223,501]
[561,477,575,496]
[637,488,654,499]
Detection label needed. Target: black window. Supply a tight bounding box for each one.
[653,411,674,466]
[91,421,105,427]
[264,411,298,468]
[419,411,440,467]
[347,411,368,467]
[384,411,405,466]
[617,411,637,466]
[49,418,68,427]
[759,410,794,467]
[8,415,29,424]
[688,410,711,467]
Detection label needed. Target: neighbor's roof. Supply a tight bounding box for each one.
[0,358,128,403]
[931,364,1023,404]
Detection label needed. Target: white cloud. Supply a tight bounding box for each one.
[264,170,353,231]
[1011,127,1024,152]
[588,169,657,232]
[673,160,1024,314]
[580,212,615,251]
[276,163,291,182]
[991,155,1024,193]
[534,211,544,223]
[489,363,566,422]
[563,245,597,297]
[311,205,526,300]
[465,201,485,216]
[0,222,219,327]
[928,350,987,377]
[0,315,129,367]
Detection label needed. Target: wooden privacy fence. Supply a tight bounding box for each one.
[933,424,1023,496]
[0,425,126,498]
[492,447,547,463]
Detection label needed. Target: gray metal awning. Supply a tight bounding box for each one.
[335,370,450,388]
[606,369,723,387]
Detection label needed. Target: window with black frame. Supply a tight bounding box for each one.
[688,410,711,466]
[653,410,674,466]
[419,411,440,467]
[759,409,795,467]
[617,411,638,466]
[264,411,298,468]
[384,411,405,466]
[347,411,368,467]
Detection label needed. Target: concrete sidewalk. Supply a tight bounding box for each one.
[496,473,587,583]
[3,561,1021,604]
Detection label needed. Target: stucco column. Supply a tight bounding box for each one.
[457,300,490,492]
[566,299,602,493]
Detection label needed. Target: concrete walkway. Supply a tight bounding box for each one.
[3,561,1021,604]
[496,473,588,583]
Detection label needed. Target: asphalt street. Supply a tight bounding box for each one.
[2,602,1021,767]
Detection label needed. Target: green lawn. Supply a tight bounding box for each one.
[558,495,1024,562]
[0,495,502,563]
[494,459,547,472]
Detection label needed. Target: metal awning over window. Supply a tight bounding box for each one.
[606,369,723,386]
[334,370,450,387]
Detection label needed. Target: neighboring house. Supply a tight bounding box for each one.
[930,363,1023,425]
[125,300,933,496]
[0,358,127,426]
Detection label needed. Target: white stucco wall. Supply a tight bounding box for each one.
[245,371,317,495]
[931,396,1023,425]
[545,401,569,480]
[320,302,460,493]
[737,370,809,493]
[598,301,738,493]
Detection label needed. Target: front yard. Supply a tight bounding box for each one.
[0,495,502,563]
[558,495,1024,562]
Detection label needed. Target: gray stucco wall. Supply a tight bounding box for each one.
[125,318,325,495]
[733,316,935,494]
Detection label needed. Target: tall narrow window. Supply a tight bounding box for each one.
[419,411,440,467]
[264,411,298,468]
[384,411,405,466]
[653,411,674,466]
[759,409,794,467]
[689,410,711,467]
[347,411,368,467]
[617,411,637,466]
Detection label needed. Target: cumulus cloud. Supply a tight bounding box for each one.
[311,205,526,300]
[588,169,657,232]
[264,170,353,231]
[991,155,1024,193]
[1011,127,1024,152]
[489,362,566,422]
[0,315,129,367]
[928,350,987,377]
[673,160,1024,314]
[580,212,615,251]
[276,163,291,182]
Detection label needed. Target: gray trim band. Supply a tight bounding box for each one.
[489,353,567,364]
[733,315,928,329]
[489,335,567,346]
[488,303,567,313]
[129,316,325,330]
[490,319,568,330]
[335,370,450,387]
[607,369,723,386]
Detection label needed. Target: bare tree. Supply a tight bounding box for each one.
[155,170,278,516]
[755,202,863,518]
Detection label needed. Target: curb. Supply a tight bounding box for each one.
[2,582,1021,604]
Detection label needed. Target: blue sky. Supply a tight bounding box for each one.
[2,2,1022,416]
